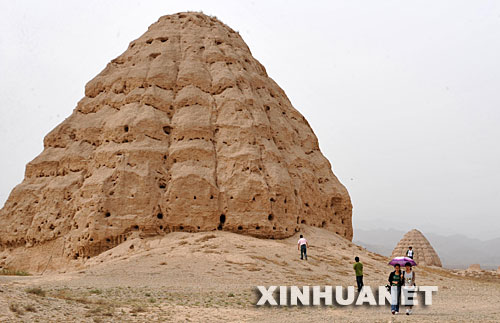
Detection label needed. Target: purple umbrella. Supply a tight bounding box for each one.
[388,256,417,267]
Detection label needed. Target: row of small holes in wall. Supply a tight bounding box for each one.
[123,125,171,135]
[297,216,328,228]
[132,36,168,47]
[226,197,293,205]
[166,194,217,199]
[218,214,277,231]
[103,212,288,233]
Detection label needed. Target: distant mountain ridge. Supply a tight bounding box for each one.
[354,228,500,270]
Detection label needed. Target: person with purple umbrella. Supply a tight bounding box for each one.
[388,264,404,315]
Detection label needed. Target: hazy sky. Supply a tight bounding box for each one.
[1,1,499,239]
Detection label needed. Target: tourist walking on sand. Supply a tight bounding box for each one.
[388,264,404,315]
[403,262,416,315]
[406,246,414,259]
[353,256,363,292]
[297,235,308,260]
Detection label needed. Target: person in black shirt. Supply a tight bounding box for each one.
[388,264,404,315]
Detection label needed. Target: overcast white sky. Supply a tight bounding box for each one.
[1,1,499,240]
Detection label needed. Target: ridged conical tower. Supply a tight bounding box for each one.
[0,12,352,270]
[391,229,442,267]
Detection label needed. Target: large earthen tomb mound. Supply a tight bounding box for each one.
[0,12,352,267]
[391,229,442,267]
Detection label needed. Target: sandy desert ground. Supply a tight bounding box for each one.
[1,226,499,322]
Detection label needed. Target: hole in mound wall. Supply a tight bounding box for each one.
[220,214,226,224]
[105,212,111,218]
[124,125,129,132]
[163,126,172,135]
[149,52,161,59]
[157,213,163,219]
[268,214,274,221]
[237,226,243,230]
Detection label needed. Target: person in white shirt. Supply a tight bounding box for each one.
[297,235,309,260]
[406,246,414,259]
[403,262,416,315]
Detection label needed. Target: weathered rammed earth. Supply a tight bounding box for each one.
[0,12,352,270]
[391,229,442,267]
